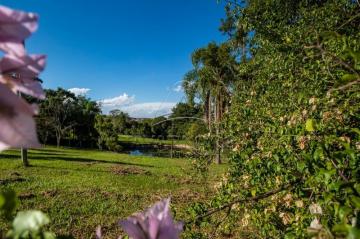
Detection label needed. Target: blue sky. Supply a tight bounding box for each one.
[2,0,226,117]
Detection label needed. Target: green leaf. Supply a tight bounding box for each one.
[334,224,360,239]
[347,227,360,239]
[351,128,360,135]
[0,189,17,220]
[350,196,360,209]
[341,74,358,82]
[305,119,316,132]
[313,147,324,161]
[349,50,360,63]
[338,206,352,221]
[43,232,57,239]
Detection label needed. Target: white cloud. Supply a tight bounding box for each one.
[121,102,176,118]
[99,93,176,118]
[68,88,91,96]
[98,93,135,107]
[173,85,183,92]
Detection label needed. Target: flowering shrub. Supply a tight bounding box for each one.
[186,0,360,238]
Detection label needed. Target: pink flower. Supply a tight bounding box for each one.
[119,198,183,239]
[0,5,38,56]
[0,54,46,99]
[0,83,40,151]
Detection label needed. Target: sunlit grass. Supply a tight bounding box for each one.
[0,146,226,238]
[118,135,190,146]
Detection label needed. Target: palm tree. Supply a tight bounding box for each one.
[182,42,237,164]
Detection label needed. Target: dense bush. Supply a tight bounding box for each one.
[186,0,360,238]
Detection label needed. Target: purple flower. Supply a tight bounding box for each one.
[0,5,45,151]
[96,226,102,239]
[0,83,39,151]
[0,5,38,56]
[119,198,183,239]
[0,54,47,99]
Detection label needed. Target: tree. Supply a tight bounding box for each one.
[183,42,237,163]
[109,110,131,135]
[39,88,78,147]
[72,95,101,148]
[36,88,100,148]
[151,116,171,140]
[94,114,122,152]
[186,122,207,142]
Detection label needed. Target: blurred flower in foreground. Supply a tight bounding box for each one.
[0,83,39,151]
[0,54,46,99]
[0,5,38,56]
[119,198,183,239]
[0,5,46,151]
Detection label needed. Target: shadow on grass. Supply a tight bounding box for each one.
[0,153,154,168]
[32,165,111,174]
[0,177,26,185]
[30,149,76,155]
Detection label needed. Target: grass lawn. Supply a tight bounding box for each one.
[118,135,190,146]
[0,147,226,238]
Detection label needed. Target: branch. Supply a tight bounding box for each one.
[328,78,360,93]
[305,43,358,75]
[186,178,302,224]
[209,207,232,239]
[329,158,349,182]
[61,123,77,133]
[337,12,360,30]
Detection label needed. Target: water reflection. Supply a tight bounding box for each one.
[126,147,186,158]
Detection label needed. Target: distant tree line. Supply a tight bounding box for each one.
[34,88,207,151]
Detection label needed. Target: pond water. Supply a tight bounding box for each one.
[123,144,187,158]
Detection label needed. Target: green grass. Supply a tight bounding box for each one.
[118,135,190,146]
[0,147,226,238]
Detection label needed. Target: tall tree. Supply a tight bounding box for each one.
[183,42,237,163]
[39,88,78,147]
[109,109,131,135]
[72,95,101,148]
[37,88,100,148]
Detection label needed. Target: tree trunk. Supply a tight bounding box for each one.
[204,91,211,130]
[215,124,221,164]
[214,94,222,164]
[56,131,61,147]
[43,132,48,146]
[208,94,212,132]
[21,148,29,167]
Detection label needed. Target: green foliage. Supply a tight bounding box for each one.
[36,88,101,148]
[170,102,204,140]
[0,190,17,220]
[186,0,360,238]
[186,122,207,142]
[151,116,171,139]
[109,110,132,135]
[94,114,123,152]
